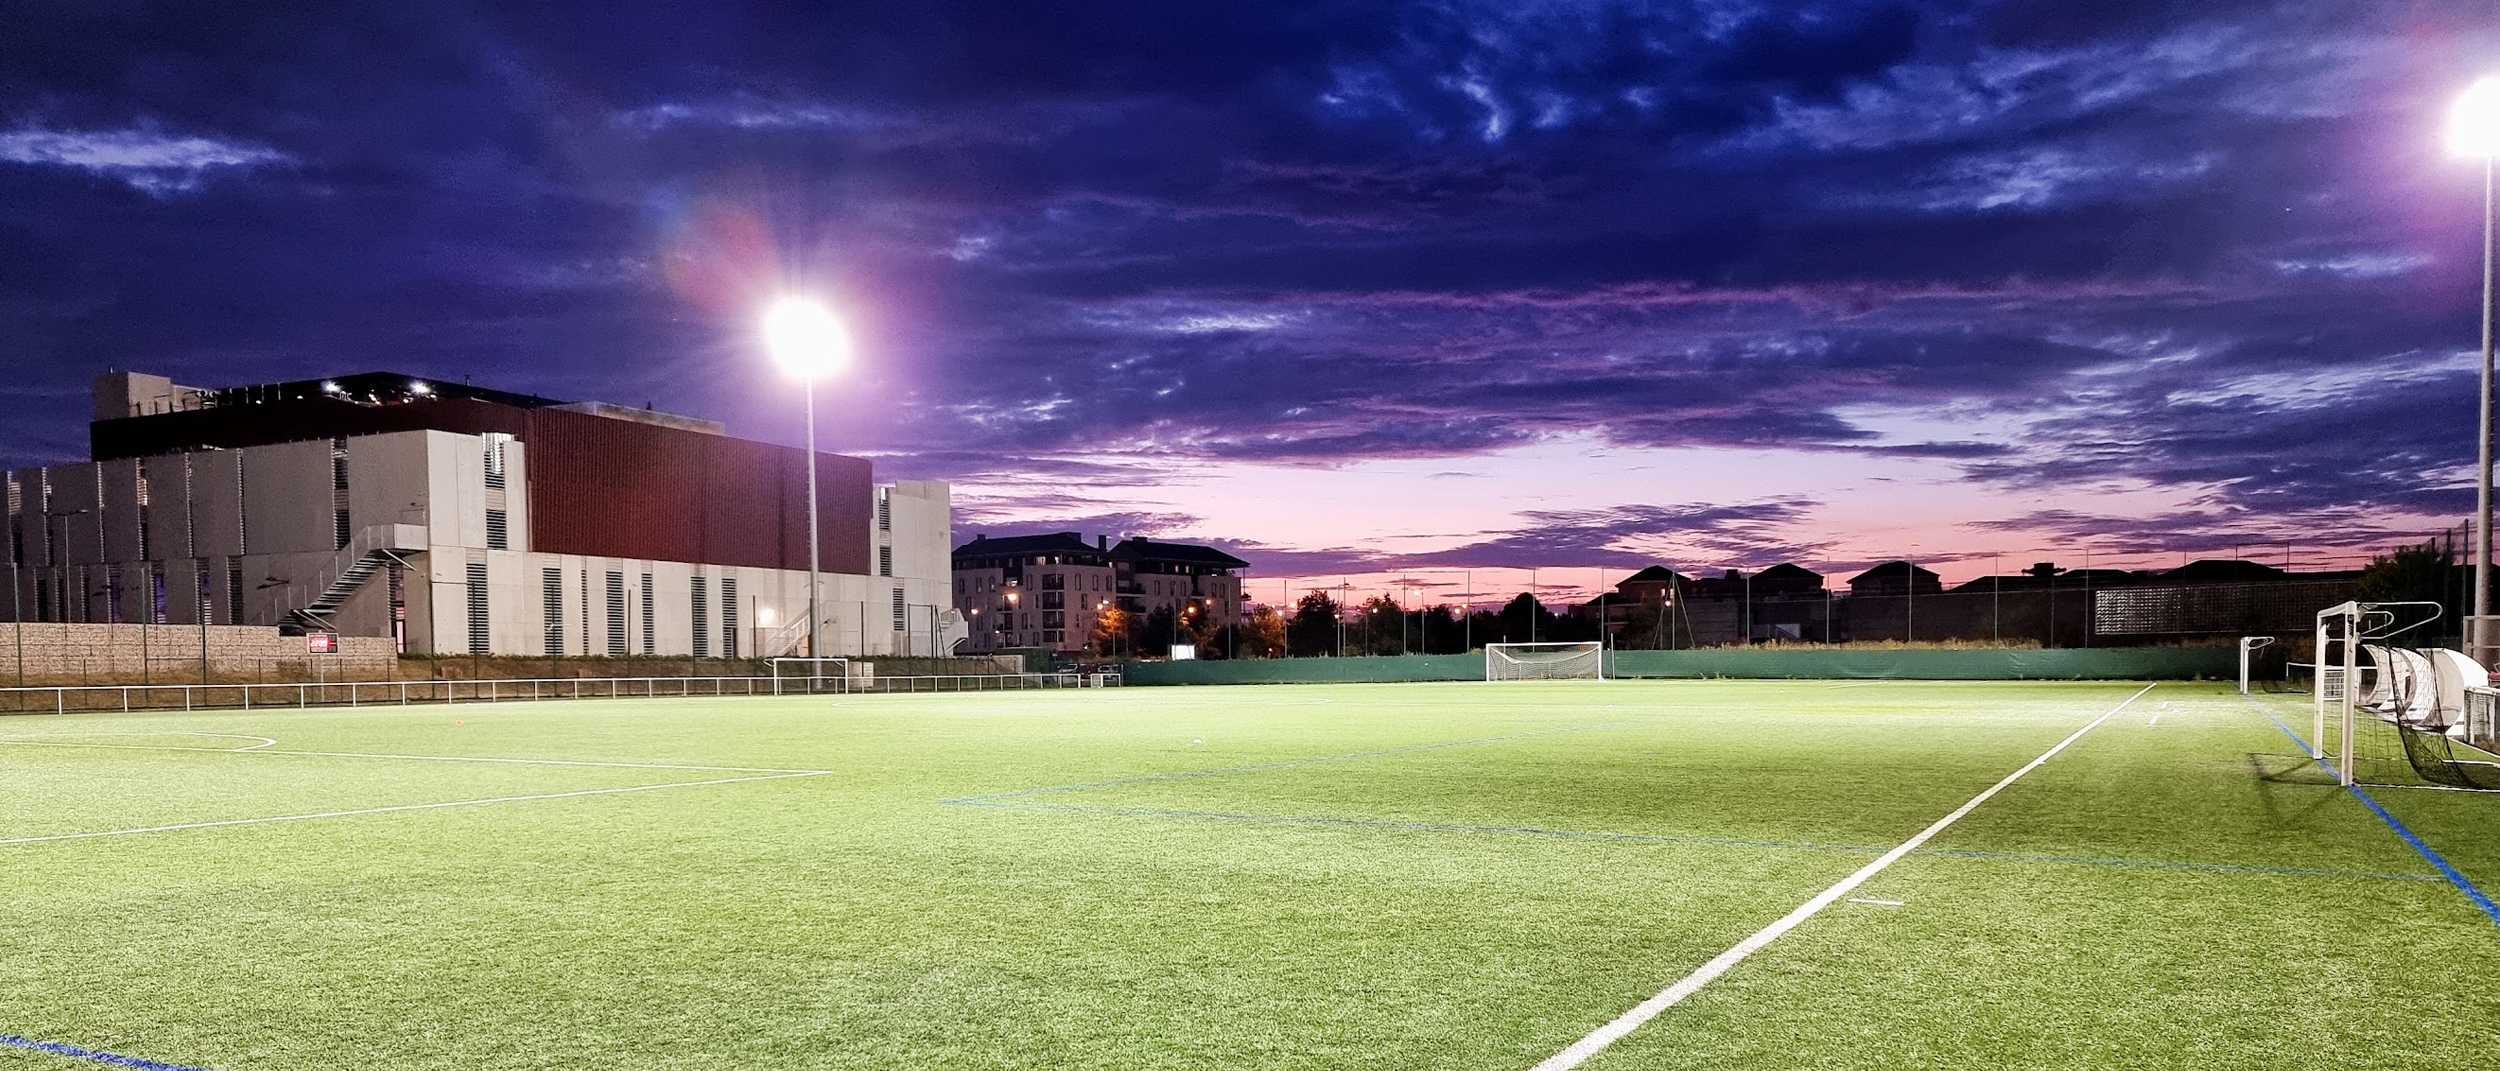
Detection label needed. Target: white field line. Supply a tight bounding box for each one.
[1845,898,1905,906]
[0,731,278,751]
[0,770,830,847]
[0,739,818,774]
[1527,682,2156,1071]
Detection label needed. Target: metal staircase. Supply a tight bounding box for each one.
[282,523,428,634]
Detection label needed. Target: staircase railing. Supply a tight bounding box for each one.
[283,523,428,632]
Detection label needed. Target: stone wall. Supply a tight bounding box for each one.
[0,623,398,682]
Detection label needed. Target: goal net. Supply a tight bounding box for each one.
[1485,642,1604,682]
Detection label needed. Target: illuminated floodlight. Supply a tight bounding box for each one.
[320,380,340,394]
[762,297,851,379]
[408,380,432,395]
[2450,77,2500,158]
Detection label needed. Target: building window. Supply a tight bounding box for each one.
[877,489,891,531]
[149,564,167,625]
[331,438,351,550]
[691,576,710,657]
[641,572,655,655]
[483,436,511,549]
[135,460,151,561]
[891,587,905,632]
[228,563,244,626]
[388,560,406,653]
[605,572,627,657]
[542,567,564,656]
[721,578,739,658]
[879,545,892,577]
[483,438,508,490]
[195,559,211,625]
[465,562,490,653]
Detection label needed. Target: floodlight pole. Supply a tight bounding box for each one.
[2478,154,2496,662]
[803,377,823,681]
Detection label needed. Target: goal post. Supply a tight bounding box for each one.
[1485,641,1605,682]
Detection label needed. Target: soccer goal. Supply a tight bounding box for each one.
[2236,636,2276,695]
[1485,641,1604,682]
[769,657,851,694]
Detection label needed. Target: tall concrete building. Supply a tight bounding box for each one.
[2,371,956,658]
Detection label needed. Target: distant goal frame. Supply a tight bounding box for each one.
[1484,641,1606,682]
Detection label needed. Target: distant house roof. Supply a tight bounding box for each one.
[953,532,1101,561]
[2161,559,2287,584]
[1111,537,1249,569]
[1753,563,1823,582]
[1847,560,1940,585]
[1618,565,1691,586]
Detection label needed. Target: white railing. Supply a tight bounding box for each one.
[0,669,1117,714]
[833,671,1113,694]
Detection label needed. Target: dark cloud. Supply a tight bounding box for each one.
[2,0,2494,573]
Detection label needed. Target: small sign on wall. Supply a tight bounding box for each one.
[307,633,338,655]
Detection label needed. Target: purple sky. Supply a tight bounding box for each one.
[5,1,2498,605]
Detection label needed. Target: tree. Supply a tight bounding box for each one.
[1288,592,1342,657]
[1418,605,1463,653]
[1088,603,1129,659]
[1355,595,1403,655]
[1496,593,1558,644]
[1132,605,1177,657]
[1244,605,1288,658]
[2355,542,2460,637]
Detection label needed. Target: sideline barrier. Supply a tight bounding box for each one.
[0,671,1105,715]
[1121,647,2232,686]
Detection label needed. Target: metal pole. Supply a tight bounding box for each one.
[2479,155,2496,662]
[804,377,823,676]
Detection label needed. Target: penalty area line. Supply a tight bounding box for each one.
[0,771,829,848]
[1527,682,2156,1071]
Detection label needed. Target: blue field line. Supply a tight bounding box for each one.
[1920,847,2440,882]
[939,721,1633,803]
[2265,716,2500,926]
[0,1035,216,1071]
[953,799,2441,883]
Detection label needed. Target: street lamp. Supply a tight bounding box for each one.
[762,296,851,677]
[2451,77,2500,661]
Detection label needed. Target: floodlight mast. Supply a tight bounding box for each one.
[2452,78,2500,663]
[763,297,852,680]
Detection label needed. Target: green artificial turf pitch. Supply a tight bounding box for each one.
[3,680,2495,1070]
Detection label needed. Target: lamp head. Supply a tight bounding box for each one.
[2451,77,2500,158]
[762,297,851,379]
